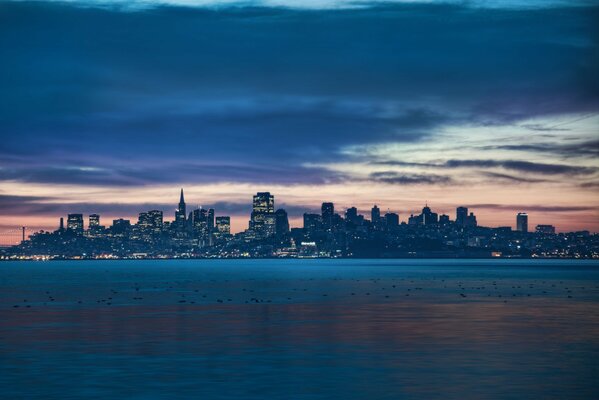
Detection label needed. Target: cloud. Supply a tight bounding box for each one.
[369,171,452,185]
[484,139,599,158]
[0,195,57,214]
[479,172,551,183]
[468,204,597,212]
[1,1,597,178]
[443,159,597,175]
[371,159,597,176]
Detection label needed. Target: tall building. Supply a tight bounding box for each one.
[421,205,438,225]
[175,188,187,226]
[207,208,215,232]
[385,212,399,229]
[250,192,276,238]
[345,207,357,222]
[148,210,163,233]
[89,214,100,229]
[456,206,468,226]
[439,214,450,225]
[192,208,210,245]
[303,213,322,234]
[138,212,150,229]
[371,205,381,224]
[466,212,477,227]
[253,192,274,213]
[275,209,289,237]
[517,212,528,233]
[111,218,131,236]
[321,202,334,230]
[67,214,84,234]
[215,216,231,236]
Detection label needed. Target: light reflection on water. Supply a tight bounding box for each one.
[1,259,598,399]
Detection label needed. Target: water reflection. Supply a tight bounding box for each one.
[1,259,598,399]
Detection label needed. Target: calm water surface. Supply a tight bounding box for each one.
[1,259,598,399]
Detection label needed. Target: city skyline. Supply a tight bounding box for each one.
[31,188,571,235]
[1,0,598,235]
[6,188,596,259]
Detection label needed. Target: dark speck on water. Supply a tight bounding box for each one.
[0,259,598,399]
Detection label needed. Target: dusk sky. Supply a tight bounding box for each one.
[1,0,598,234]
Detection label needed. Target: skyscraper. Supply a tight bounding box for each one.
[275,209,290,237]
[421,205,438,225]
[345,207,358,224]
[456,206,468,226]
[215,216,231,236]
[439,214,450,225]
[303,213,322,234]
[148,210,163,233]
[253,192,274,213]
[250,192,276,238]
[111,218,131,236]
[321,202,334,230]
[385,212,399,229]
[175,189,186,226]
[207,208,215,232]
[517,212,528,232]
[371,205,381,224]
[67,213,84,234]
[466,212,477,227]
[192,208,210,245]
[89,214,100,229]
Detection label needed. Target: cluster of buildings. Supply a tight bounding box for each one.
[3,189,597,260]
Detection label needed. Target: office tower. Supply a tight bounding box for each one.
[466,212,477,227]
[385,212,399,228]
[345,207,358,225]
[250,192,276,238]
[175,188,186,226]
[331,213,344,231]
[192,208,209,241]
[148,210,163,233]
[89,214,100,229]
[207,208,215,231]
[275,209,290,237]
[371,205,381,224]
[517,212,528,232]
[111,218,131,236]
[456,206,468,226]
[215,216,231,236]
[67,213,84,234]
[536,224,555,234]
[439,214,450,225]
[58,217,65,232]
[421,205,438,225]
[138,212,150,228]
[303,213,322,234]
[321,202,334,230]
[136,212,154,241]
[253,192,274,213]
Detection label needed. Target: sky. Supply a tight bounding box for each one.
[1,0,598,237]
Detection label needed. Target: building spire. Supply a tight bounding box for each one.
[179,188,185,204]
